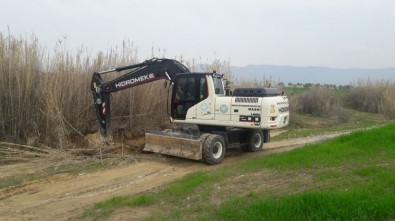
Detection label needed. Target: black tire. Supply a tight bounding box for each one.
[199,133,211,142]
[245,129,264,152]
[263,130,270,143]
[202,134,226,165]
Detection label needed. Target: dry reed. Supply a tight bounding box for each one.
[344,80,395,119]
[0,33,233,147]
[296,87,337,117]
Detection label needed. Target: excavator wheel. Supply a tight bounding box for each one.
[202,134,226,165]
[263,130,270,143]
[244,129,263,152]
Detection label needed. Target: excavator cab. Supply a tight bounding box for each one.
[171,74,209,120]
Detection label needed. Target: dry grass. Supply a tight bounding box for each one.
[294,87,337,117]
[344,80,395,119]
[0,33,132,147]
[382,87,395,119]
[0,33,232,148]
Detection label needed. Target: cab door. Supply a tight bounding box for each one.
[171,76,195,120]
[171,75,211,120]
[196,76,215,120]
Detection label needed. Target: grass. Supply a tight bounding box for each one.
[160,172,212,198]
[218,191,395,221]
[81,171,218,220]
[82,123,395,220]
[245,123,395,171]
[272,109,389,141]
[82,195,156,219]
[344,80,395,119]
[284,86,308,95]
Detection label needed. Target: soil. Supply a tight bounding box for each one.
[0,131,349,221]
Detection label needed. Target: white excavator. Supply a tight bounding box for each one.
[91,58,289,165]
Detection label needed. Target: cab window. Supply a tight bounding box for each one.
[200,77,208,100]
[213,77,224,95]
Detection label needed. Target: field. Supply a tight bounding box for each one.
[1,32,395,221]
[82,122,395,221]
[0,110,393,220]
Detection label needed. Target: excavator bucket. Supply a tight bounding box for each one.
[144,133,203,160]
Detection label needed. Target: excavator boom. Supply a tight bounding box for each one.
[90,58,190,136]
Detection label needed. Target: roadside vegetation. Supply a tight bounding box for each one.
[270,78,394,141]
[83,123,395,220]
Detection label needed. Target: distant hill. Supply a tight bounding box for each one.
[230,65,395,85]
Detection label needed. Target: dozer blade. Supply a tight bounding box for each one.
[144,133,202,160]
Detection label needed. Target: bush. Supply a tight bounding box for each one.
[335,107,351,123]
[344,80,395,119]
[381,87,395,119]
[295,87,337,117]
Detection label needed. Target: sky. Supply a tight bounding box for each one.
[1,0,395,68]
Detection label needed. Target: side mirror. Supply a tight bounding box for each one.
[215,88,220,94]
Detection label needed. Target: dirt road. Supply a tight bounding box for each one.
[0,132,347,221]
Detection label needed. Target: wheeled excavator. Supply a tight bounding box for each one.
[91,58,289,165]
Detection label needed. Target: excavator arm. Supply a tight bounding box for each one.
[90,58,190,136]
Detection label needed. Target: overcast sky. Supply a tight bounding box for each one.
[1,0,395,68]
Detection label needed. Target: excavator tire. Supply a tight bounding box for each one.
[199,133,211,143]
[263,130,270,143]
[202,134,226,165]
[245,129,263,152]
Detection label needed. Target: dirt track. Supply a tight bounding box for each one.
[0,132,347,221]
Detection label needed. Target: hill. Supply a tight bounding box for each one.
[230,65,395,85]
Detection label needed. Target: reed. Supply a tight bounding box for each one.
[344,79,395,119]
[0,33,233,147]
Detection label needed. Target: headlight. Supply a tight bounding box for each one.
[279,107,289,113]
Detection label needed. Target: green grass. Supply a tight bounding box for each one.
[216,123,395,220]
[246,123,395,171]
[284,86,308,95]
[218,191,395,221]
[82,123,395,220]
[82,195,156,220]
[161,172,211,198]
[273,110,389,141]
[284,86,348,97]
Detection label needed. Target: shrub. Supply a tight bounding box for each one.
[295,87,337,117]
[344,80,395,119]
[381,87,395,119]
[335,107,351,123]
